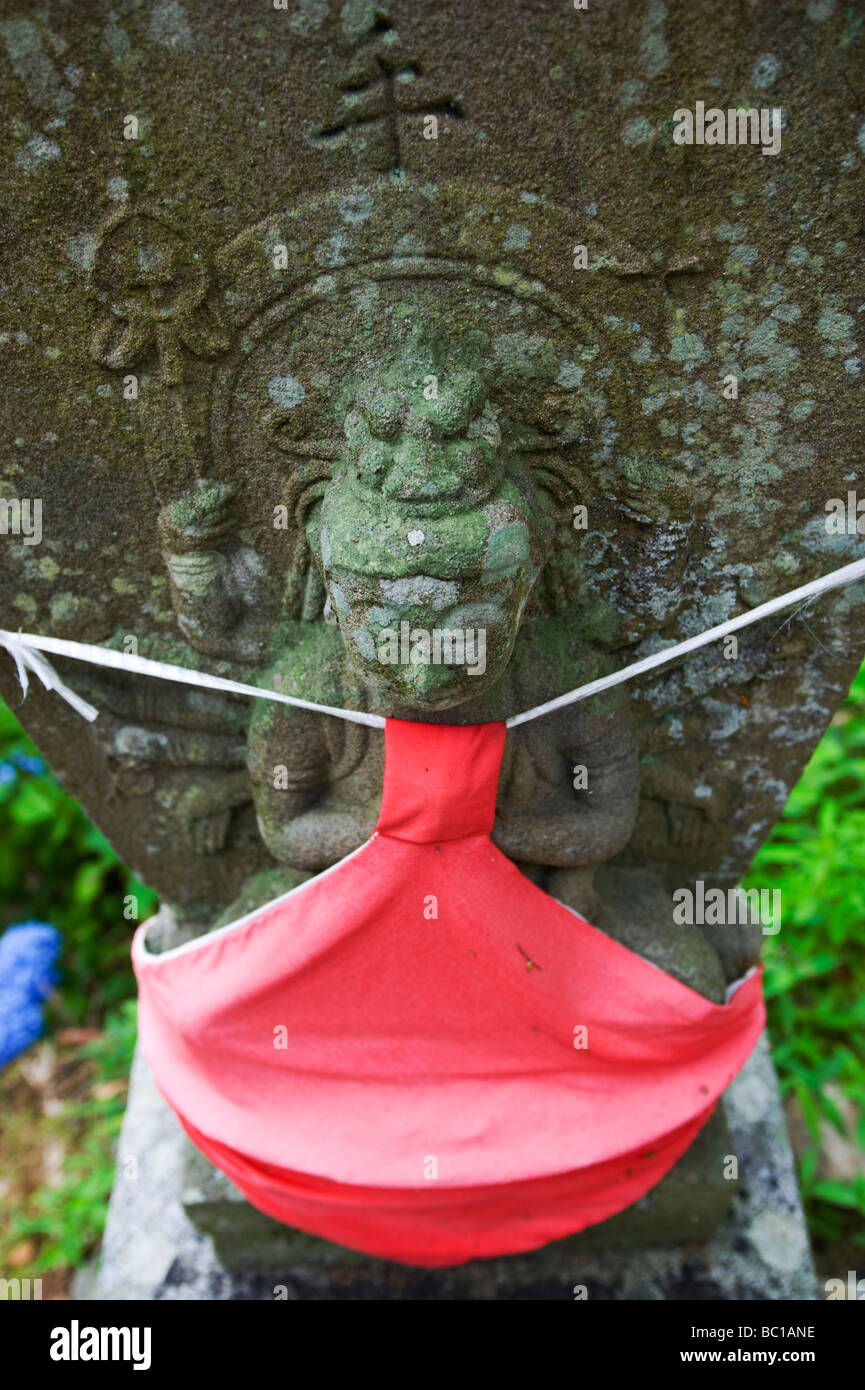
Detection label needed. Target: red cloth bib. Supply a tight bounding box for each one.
[133,719,764,1266]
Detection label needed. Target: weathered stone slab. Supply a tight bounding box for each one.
[1,0,863,945]
[5,0,860,1271]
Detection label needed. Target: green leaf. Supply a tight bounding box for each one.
[810,1180,863,1211]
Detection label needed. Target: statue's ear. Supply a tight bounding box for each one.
[264,380,343,621]
[277,467,333,624]
[527,452,581,519]
[267,397,341,459]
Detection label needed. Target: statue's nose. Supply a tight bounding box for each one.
[380,436,486,502]
[403,389,475,441]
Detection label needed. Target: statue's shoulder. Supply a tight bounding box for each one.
[251,623,362,727]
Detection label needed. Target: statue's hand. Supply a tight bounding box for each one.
[158,479,270,663]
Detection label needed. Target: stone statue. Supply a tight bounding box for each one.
[157,310,722,1012]
[1,0,861,1283]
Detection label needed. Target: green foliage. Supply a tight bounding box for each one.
[9,1002,138,1272]
[0,704,148,1273]
[745,663,865,1246]
[0,703,156,1025]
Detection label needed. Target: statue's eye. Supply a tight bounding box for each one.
[364,390,401,439]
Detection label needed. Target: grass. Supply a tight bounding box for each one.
[744,661,865,1264]
[2,1005,136,1282]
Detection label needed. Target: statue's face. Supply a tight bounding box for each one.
[317,326,552,710]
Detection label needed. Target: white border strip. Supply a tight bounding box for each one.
[135,839,374,964]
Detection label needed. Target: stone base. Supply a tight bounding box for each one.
[180,1107,737,1268]
[90,1034,816,1301]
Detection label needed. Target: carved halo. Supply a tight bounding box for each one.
[208,180,641,618]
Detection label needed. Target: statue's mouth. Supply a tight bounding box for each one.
[378,574,462,610]
[341,466,500,517]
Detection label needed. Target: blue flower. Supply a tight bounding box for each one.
[0,922,62,1070]
[0,753,47,787]
[12,753,45,776]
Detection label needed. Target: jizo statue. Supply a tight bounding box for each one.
[0,1,862,1262]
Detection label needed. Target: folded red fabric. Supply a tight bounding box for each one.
[133,718,765,1266]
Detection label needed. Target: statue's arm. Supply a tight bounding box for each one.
[247,704,379,872]
[492,719,640,868]
[159,480,271,664]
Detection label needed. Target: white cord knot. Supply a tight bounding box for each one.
[0,629,99,722]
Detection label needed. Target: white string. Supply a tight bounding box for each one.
[1,632,100,723]
[1,554,863,731]
[0,629,386,729]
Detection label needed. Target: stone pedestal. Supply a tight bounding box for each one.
[90,1034,815,1301]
